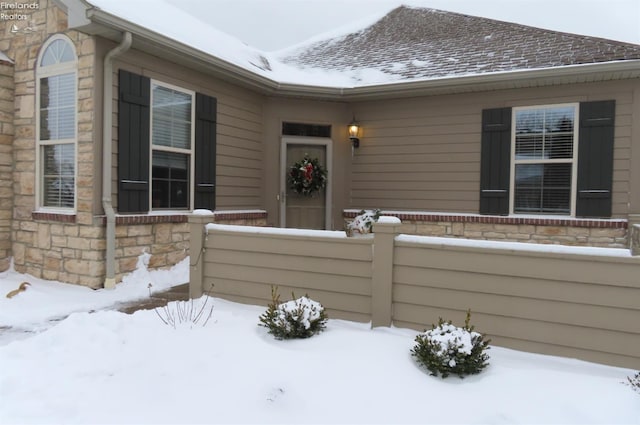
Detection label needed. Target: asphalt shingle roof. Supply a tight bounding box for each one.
[279,6,640,82]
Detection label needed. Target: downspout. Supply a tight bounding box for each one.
[102,32,132,289]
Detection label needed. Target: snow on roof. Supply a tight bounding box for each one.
[85,1,640,88]
[279,6,640,85]
[88,0,274,75]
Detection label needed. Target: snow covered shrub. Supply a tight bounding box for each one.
[626,371,640,394]
[345,209,381,236]
[259,286,328,340]
[411,310,490,379]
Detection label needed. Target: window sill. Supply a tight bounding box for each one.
[113,214,189,225]
[32,211,76,223]
[110,210,268,225]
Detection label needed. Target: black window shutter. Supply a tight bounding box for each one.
[118,70,150,213]
[576,100,615,218]
[479,107,512,215]
[194,93,217,210]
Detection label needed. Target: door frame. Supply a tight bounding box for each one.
[280,136,333,229]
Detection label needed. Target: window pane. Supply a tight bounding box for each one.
[515,106,574,160]
[42,144,75,208]
[515,134,543,159]
[152,85,192,149]
[152,151,189,209]
[40,73,76,141]
[514,163,571,214]
[40,39,75,67]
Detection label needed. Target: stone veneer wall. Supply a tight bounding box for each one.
[114,211,267,285]
[1,2,270,288]
[0,58,14,271]
[1,0,103,286]
[344,210,629,249]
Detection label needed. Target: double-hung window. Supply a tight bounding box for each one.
[150,82,194,209]
[36,35,77,210]
[511,104,578,215]
[480,101,615,218]
[117,70,217,214]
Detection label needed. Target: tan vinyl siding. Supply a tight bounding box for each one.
[108,43,264,211]
[217,103,263,207]
[191,220,640,368]
[351,80,637,218]
[392,238,640,368]
[201,227,373,323]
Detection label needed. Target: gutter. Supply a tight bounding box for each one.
[102,31,132,289]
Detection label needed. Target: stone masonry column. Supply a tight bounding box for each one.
[0,58,14,271]
[371,217,402,327]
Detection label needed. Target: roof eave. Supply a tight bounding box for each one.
[69,3,640,101]
[79,7,285,95]
[338,60,640,101]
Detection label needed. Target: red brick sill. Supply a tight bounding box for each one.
[343,210,628,229]
[109,210,268,225]
[32,212,76,223]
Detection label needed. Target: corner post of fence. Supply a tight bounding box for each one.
[371,217,402,328]
[631,223,640,256]
[189,211,214,299]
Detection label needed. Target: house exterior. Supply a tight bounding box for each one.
[1,0,640,288]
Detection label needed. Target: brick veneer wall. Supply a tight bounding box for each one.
[344,210,628,249]
[0,59,14,271]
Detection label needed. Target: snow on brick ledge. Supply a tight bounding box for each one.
[343,210,627,229]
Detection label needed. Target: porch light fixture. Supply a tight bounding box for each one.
[348,119,360,148]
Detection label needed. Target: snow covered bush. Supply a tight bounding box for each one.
[411,310,490,379]
[259,286,328,340]
[626,371,640,394]
[345,209,381,236]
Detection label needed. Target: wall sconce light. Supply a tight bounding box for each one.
[348,119,360,148]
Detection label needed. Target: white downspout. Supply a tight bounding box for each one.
[102,32,132,289]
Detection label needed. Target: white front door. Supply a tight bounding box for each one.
[280,137,332,229]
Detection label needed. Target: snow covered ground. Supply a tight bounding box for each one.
[0,256,638,424]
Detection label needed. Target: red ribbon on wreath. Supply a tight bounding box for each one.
[304,163,314,182]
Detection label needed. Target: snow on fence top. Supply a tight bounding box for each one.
[396,234,632,258]
[205,223,352,239]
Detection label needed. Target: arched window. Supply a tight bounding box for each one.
[36,35,77,210]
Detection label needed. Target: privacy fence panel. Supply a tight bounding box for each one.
[393,236,640,369]
[200,224,374,323]
[189,216,640,369]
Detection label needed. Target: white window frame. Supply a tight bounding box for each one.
[149,79,196,211]
[35,34,78,213]
[509,103,580,217]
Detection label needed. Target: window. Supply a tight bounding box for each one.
[150,83,194,209]
[480,101,615,218]
[37,35,77,210]
[282,122,331,137]
[118,70,217,213]
[511,105,578,215]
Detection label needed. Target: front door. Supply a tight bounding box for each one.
[280,137,332,229]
